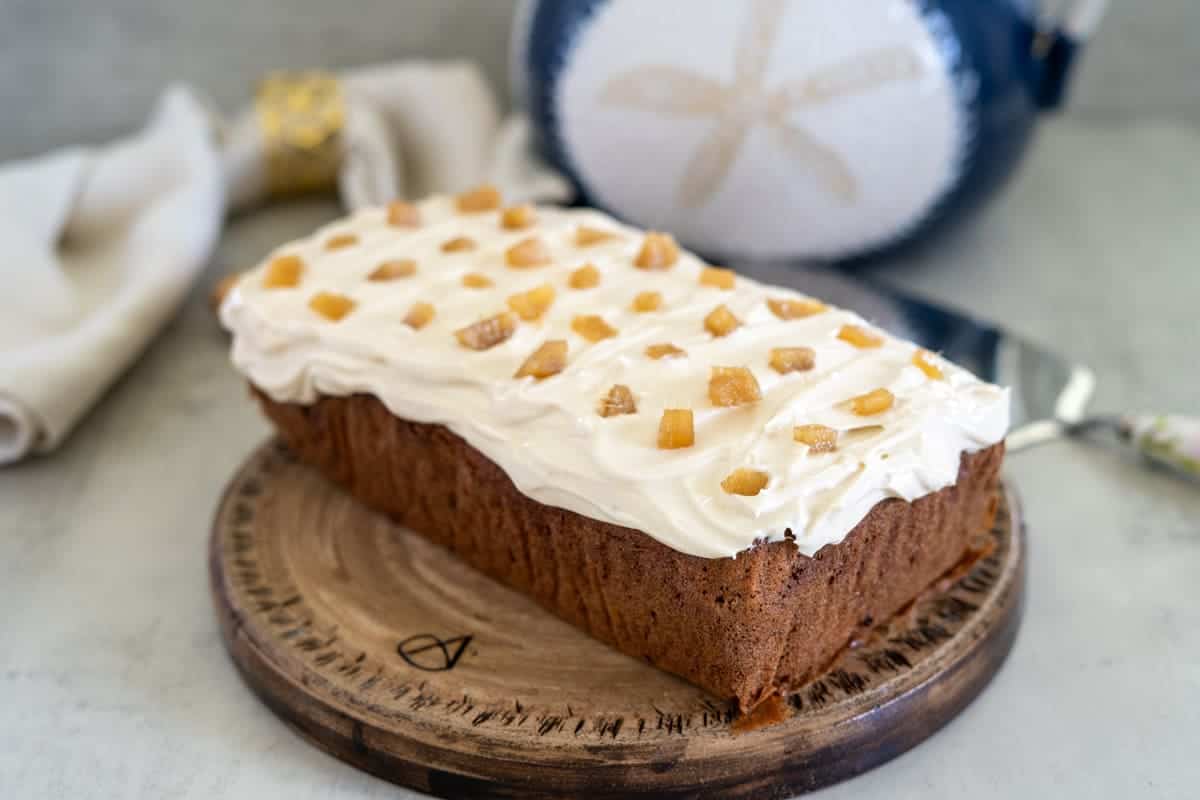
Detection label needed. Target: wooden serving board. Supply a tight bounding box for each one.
[210,440,1025,799]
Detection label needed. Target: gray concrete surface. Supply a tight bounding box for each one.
[2,2,1199,798]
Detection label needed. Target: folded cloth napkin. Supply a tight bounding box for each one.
[0,87,223,464]
[0,62,571,466]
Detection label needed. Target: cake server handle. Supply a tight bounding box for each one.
[1111,414,1200,481]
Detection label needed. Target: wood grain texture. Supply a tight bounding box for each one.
[210,439,1024,799]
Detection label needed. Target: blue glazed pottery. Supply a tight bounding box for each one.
[513,0,1103,262]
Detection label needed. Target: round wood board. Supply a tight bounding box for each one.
[210,440,1025,800]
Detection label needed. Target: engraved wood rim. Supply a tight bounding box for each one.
[210,439,1025,799]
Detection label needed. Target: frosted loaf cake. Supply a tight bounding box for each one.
[221,187,1009,710]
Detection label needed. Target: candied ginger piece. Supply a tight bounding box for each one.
[793,424,838,453]
[308,291,356,321]
[634,232,679,269]
[721,468,769,496]
[501,204,538,230]
[645,343,686,360]
[455,312,517,350]
[657,409,694,449]
[515,340,568,380]
[708,366,761,407]
[403,301,435,329]
[442,236,477,253]
[461,273,493,289]
[506,236,552,268]
[263,254,304,288]
[368,259,416,281]
[568,264,601,289]
[631,291,662,312]
[769,346,815,374]
[506,283,556,321]
[704,304,741,337]
[324,233,358,251]
[598,384,637,417]
[699,266,736,290]
[913,348,944,380]
[386,200,420,227]
[767,297,826,320]
[571,315,617,342]
[837,324,883,349]
[456,184,501,213]
[576,225,618,246]
[849,388,895,416]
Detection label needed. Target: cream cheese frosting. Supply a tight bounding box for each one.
[221,194,1009,559]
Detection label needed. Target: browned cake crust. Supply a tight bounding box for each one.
[255,390,1004,712]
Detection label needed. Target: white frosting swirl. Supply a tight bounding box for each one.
[221,196,1009,558]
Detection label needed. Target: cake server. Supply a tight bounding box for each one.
[741,263,1199,480]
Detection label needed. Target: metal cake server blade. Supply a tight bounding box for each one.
[736,263,1199,480]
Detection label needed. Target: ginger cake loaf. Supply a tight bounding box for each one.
[219,188,1010,712]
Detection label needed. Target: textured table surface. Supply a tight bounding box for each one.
[2,2,1200,798]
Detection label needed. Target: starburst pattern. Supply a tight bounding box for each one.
[600,0,925,208]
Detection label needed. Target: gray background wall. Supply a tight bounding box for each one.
[0,0,1196,161]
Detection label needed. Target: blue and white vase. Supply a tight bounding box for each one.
[513,0,1105,262]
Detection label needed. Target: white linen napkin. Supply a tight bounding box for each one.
[0,62,571,466]
[0,87,223,465]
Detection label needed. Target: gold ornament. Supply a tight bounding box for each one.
[255,71,345,199]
